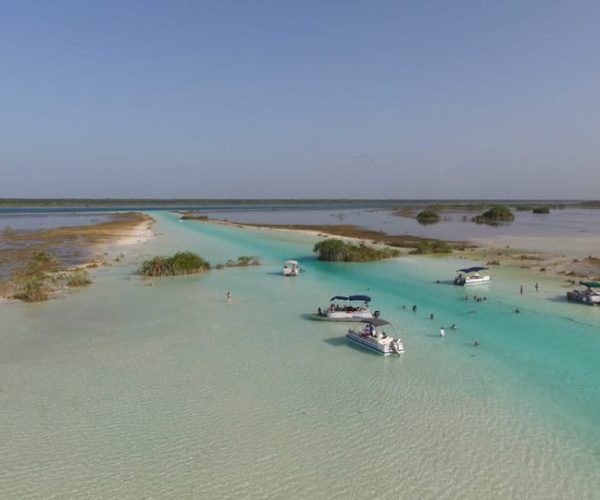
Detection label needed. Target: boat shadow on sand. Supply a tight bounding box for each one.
[435,279,458,286]
[301,313,322,321]
[547,295,583,304]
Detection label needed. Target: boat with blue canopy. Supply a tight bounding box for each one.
[313,294,380,322]
[454,266,490,286]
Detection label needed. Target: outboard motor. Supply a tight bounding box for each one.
[374,310,381,318]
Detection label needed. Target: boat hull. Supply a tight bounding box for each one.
[567,291,600,305]
[455,275,491,286]
[311,314,368,322]
[345,331,404,355]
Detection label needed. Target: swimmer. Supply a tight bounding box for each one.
[473,339,479,347]
[450,324,457,330]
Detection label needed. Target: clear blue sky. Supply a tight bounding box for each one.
[2,0,599,199]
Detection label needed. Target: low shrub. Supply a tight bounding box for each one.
[13,277,49,302]
[67,270,92,287]
[226,256,261,267]
[409,240,451,255]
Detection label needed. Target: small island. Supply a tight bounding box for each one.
[313,239,400,262]
[532,206,550,214]
[416,209,441,225]
[473,205,515,224]
[139,252,211,277]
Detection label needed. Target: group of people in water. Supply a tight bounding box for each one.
[402,303,480,346]
[465,294,487,302]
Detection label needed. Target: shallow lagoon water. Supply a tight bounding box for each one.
[1,211,600,498]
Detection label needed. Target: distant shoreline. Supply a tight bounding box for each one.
[1,198,600,210]
[183,215,600,288]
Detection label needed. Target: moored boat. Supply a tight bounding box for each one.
[314,295,379,322]
[346,319,404,356]
[567,281,600,305]
[454,266,490,286]
[283,260,299,276]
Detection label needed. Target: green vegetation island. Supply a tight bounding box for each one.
[139,252,211,277]
[532,206,551,214]
[139,252,260,277]
[416,209,441,225]
[313,239,401,262]
[473,206,515,224]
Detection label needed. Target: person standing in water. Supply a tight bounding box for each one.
[440,327,445,337]
[226,291,232,303]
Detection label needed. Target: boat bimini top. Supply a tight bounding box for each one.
[330,295,371,302]
[456,266,488,274]
[580,281,600,288]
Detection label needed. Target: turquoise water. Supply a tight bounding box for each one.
[1,211,600,498]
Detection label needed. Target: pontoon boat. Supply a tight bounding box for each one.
[454,266,490,286]
[346,319,405,356]
[283,260,299,277]
[314,295,379,322]
[567,281,600,305]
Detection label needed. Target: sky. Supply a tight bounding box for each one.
[1,0,599,199]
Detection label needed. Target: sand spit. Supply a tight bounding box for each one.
[0,212,155,301]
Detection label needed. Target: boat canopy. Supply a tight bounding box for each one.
[361,318,390,327]
[580,281,600,288]
[456,266,488,274]
[330,295,371,302]
[284,260,298,265]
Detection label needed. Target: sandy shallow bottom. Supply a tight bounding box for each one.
[1,212,600,499]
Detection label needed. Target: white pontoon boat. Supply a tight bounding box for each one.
[314,295,379,322]
[567,281,600,305]
[346,319,405,356]
[283,260,299,276]
[454,266,490,286]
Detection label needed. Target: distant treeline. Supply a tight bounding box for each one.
[1,198,599,209]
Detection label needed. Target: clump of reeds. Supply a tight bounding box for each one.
[66,269,92,287]
[139,251,210,277]
[313,239,400,262]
